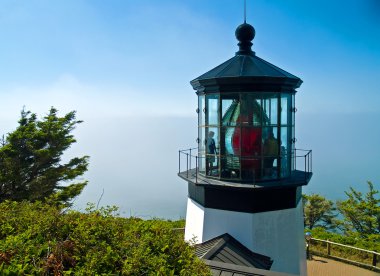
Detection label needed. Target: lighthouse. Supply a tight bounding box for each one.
[178,21,312,275]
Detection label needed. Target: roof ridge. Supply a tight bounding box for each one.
[254,55,299,79]
[196,233,273,270]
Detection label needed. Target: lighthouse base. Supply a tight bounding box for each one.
[185,198,307,276]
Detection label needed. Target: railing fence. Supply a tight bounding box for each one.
[309,237,380,271]
[179,147,311,184]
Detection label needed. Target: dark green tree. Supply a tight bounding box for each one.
[337,181,380,236]
[0,107,88,205]
[303,194,337,230]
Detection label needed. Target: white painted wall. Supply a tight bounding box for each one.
[185,198,307,276]
[184,198,205,243]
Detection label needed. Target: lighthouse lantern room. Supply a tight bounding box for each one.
[178,21,312,276]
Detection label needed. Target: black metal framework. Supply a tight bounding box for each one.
[197,91,296,183]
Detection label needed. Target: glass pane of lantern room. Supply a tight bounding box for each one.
[291,94,295,171]
[199,95,205,126]
[222,94,240,126]
[240,94,262,127]
[292,94,295,126]
[280,126,290,177]
[221,127,240,180]
[221,156,240,180]
[199,154,206,174]
[241,127,262,181]
[281,95,289,126]
[265,158,278,179]
[199,126,206,153]
[206,94,219,126]
[206,127,219,177]
[263,127,279,178]
[221,127,238,155]
[206,127,219,154]
[280,155,289,177]
[263,95,278,126]
[241,127,262,157]
[198,126,206,174]
[280,93,292,176]
[280,126,290,156]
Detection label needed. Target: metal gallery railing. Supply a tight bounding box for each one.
[178,148,312,184]
[292,148,312,175]
[178,147,199,183]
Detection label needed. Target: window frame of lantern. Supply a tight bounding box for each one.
[198,91,295,182]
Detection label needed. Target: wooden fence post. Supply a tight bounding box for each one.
[311,237,379,268]
[327,240,331,256]
[372,253,377,267]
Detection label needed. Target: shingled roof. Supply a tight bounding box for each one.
[195,233,273,270]
[195,233,298,276]
[205,260,298,276]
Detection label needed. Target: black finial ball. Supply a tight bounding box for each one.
[235,23,255,43]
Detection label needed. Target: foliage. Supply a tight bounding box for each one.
[303,182,380,265]
[337,181,380,236]
[307,227,380,252]
[0,201,210,275]
[306,227,380,265]
[0,107,89,205]
[303,194,337,230]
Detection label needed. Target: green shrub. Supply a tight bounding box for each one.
[0,201,210,275]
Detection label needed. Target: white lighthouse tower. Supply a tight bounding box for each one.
[178,21,312,275]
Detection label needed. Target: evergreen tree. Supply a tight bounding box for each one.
[337,181,380,236]
[303,194,337,230]
[0,107,88,205]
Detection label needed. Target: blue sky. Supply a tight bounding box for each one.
[0,1,379,217]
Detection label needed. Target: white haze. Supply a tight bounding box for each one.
[1,113,379,219]
[75,112,380,218]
